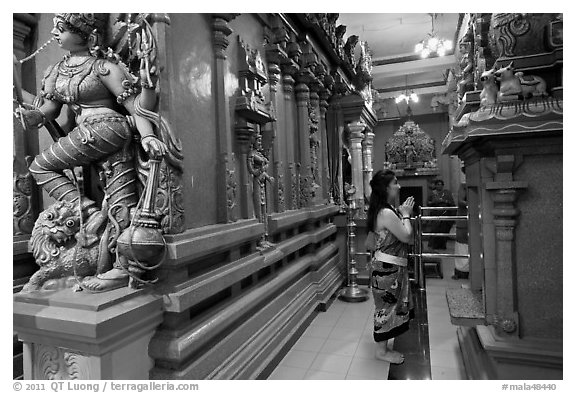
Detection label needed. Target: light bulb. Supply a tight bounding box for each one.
[428,37,439,50]
[421,48,430,58]
[437,46,446,57]
[410,93,419,103]
[444,40,453,51]
[415,42,423,53]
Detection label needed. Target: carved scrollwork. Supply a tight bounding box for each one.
[13,169,35,235]
[33,343,91,380]
[491,13,531,58]
[292,163,299,209]
[276,161,285,211]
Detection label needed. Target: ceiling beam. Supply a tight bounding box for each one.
[372,54,456,78]
[376,82,449,99]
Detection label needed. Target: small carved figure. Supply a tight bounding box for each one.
[456,40,474,101]
[479,68,498,106]
[344,35,359,67]
[335,25,347,58]
[247,134,275,250]
[22,200,108,292]
[404,142,416,168]
[495,61,547,100]
[494,61,522,100]
[515,72,548,98]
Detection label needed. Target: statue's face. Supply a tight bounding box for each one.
[51,17,88,52]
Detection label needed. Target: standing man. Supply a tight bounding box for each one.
[453,167,469,279]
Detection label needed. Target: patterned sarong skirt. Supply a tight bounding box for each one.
[370,259,413,342]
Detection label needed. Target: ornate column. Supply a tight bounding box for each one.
[361,128,375,201]
[347,121,366,209]
[309,85,322,205]
[295,81,313,208]
[485,154,527,337]
[281,37,300,210]
[264,33,285,213]
[212,14,239,223]
[319,87,331,204]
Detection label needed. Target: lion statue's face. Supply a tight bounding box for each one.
[39,201,81,245]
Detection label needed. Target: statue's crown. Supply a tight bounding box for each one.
[54,13,108,38]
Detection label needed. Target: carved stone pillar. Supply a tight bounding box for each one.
[319,88,331,203]
[212,14,239,223]
[295,81,313,208]
[13,14,39,239]
[264,44,284,213]
[361,128,375,201]
[281,61,298,210]
[485,154,527,337]
[235,120,256,219]
[309,87,322,205]
[347,121,366,209]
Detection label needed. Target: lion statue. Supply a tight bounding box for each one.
[21,200,109,292]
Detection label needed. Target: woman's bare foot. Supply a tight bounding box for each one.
[375,346,405,364]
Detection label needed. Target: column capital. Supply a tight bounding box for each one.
[295,83,310,104]
[212,14,238,59]
[347,121,367,140]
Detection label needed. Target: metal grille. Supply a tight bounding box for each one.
[409,206,469,289]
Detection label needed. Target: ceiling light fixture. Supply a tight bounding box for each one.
[415,13,453,58]
[395,75,419,104]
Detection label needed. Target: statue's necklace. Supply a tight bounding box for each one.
[59,55,92,77]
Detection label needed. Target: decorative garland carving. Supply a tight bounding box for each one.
[308,102,320,189]
[33,343,92,379]
[491,13,531,58]
[13,168,35,235]
[276,161,285,211]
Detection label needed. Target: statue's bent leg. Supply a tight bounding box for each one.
[28,116,132,212]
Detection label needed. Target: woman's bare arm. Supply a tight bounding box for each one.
[378,209,413,244]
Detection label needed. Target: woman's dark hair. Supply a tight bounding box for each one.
[367,170,396,232]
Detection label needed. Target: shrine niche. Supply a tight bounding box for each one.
[384,116,437,174]
[235,37,273,124]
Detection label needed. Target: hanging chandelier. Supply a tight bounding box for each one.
[395,75,419,104]
[415,13,453,58]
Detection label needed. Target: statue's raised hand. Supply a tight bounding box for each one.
[14,107,44,130]
[141,135,167,159]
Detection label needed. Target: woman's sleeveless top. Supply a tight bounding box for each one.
[374,207,407,259]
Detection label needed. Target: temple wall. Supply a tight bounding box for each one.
[513,148,562,340]
[12,12,383,380]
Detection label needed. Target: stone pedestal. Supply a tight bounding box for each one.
[443,96,563,379]
[14,288,163,379]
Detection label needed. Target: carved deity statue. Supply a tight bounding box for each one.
[14,13,183,292]
[404,141,416,168]
[247,133,274,250]
[456,39,474,101]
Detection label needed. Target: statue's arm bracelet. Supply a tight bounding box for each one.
[116,80,139,104]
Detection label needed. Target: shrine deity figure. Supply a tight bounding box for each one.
[404,141,416,169]
[456,38,474,101]
[247,133,274,250]
[14,13,182,292]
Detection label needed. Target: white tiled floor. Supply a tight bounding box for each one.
[268,290,392,380]
[425,240,468,380]
[268,240,469,380]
